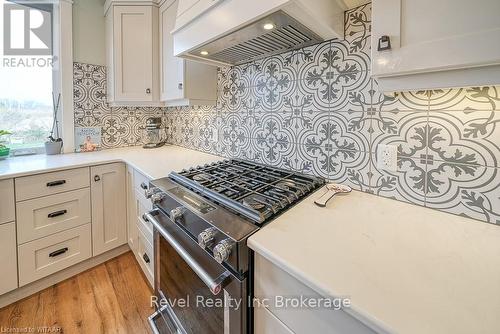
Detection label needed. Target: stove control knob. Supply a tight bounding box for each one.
[170,207,185,221]
[145,188,159,199]
[198,227,217,249]
[151,193,164,204]
[213,239,232,263]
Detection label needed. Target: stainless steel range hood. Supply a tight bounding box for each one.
[190,11,323,66]
[172,0,350,67]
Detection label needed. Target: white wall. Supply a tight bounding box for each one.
[73,0,106,65]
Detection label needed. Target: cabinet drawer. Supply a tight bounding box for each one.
[18,224,92,286]
[17,188,91,244]
[255,254,376,334]
[135,188,152,216]
[16,167,90,201]
[133,169,150,193]
[0,179,15,225]
[0,222,18,295]
[137,225,154,287]
[137,215,153,246]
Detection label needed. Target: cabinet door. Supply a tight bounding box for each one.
[0,222,18,295]
[161,0,185,102]
[91,163,127,256]
[113,6,153,101]
[372,0,500,78]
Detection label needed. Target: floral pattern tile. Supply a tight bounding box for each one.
[427,111,500,168]
[344,3,372,56]
[370,155,427,206]
[425,163,500,224]
[371,111,429,157]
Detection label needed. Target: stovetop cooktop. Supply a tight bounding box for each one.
[169,159,325,224]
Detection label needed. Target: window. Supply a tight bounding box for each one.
[0,0,55,155]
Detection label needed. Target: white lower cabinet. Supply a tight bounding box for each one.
[91,163,127,256]
[126,166,154,286]
[0,179,15,224]
[18,224,92,287]
[254,254,377,334]
[0,222,18,295]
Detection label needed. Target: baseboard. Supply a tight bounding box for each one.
[0,244,130,309]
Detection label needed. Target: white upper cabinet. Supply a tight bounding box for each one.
[372,0,500,91]
[105,3,160,106]
[160,0,217,106]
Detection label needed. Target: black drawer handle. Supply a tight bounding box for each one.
[49,247,68,258]
[140,182,148,190]
[143,253,150,264]
[47,209,67,218]
[46,180,66,187]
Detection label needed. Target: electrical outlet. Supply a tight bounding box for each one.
[377,144,398,171]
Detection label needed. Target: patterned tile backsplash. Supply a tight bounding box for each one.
[73,3,500,225]
[73,62,165,149]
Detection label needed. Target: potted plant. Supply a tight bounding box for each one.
[0,130,11,160]
[45,93,63,155]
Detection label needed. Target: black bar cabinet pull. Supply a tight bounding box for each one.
[143,253,150,264]
[140,182,148,190]
[46,180,66,187]
[47,209,67,218]
[49,247,68,258]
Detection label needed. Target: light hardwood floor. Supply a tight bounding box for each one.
[0,251,154,333]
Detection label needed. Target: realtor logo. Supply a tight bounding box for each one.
[3,3,52,55]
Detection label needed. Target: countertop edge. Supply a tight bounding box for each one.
[0,158,128,180]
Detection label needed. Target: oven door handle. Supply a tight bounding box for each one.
[144,211,231,295]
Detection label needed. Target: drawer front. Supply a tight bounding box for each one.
[135,189,152,217]
[18,224,92,286]
[137,225,154,287]
[133,169,150,193]
[16,167,90,201]
[255,254,376,334]
[137,215,153,246]
[0,179,15,225]
[17,188,91,244]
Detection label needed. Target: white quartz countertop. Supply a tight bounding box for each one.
[0,145,223,180]
[248,189,500,334]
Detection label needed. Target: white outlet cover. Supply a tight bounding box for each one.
[377,144,398,171]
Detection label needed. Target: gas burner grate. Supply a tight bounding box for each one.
[169,159,324,224]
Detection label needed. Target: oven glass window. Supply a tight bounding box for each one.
[160,236,224,334]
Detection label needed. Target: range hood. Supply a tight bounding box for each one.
[172,0,349,66]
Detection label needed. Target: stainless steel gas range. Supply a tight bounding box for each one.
[143,159,324,334]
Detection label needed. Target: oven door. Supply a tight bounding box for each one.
[145,210,247,334]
